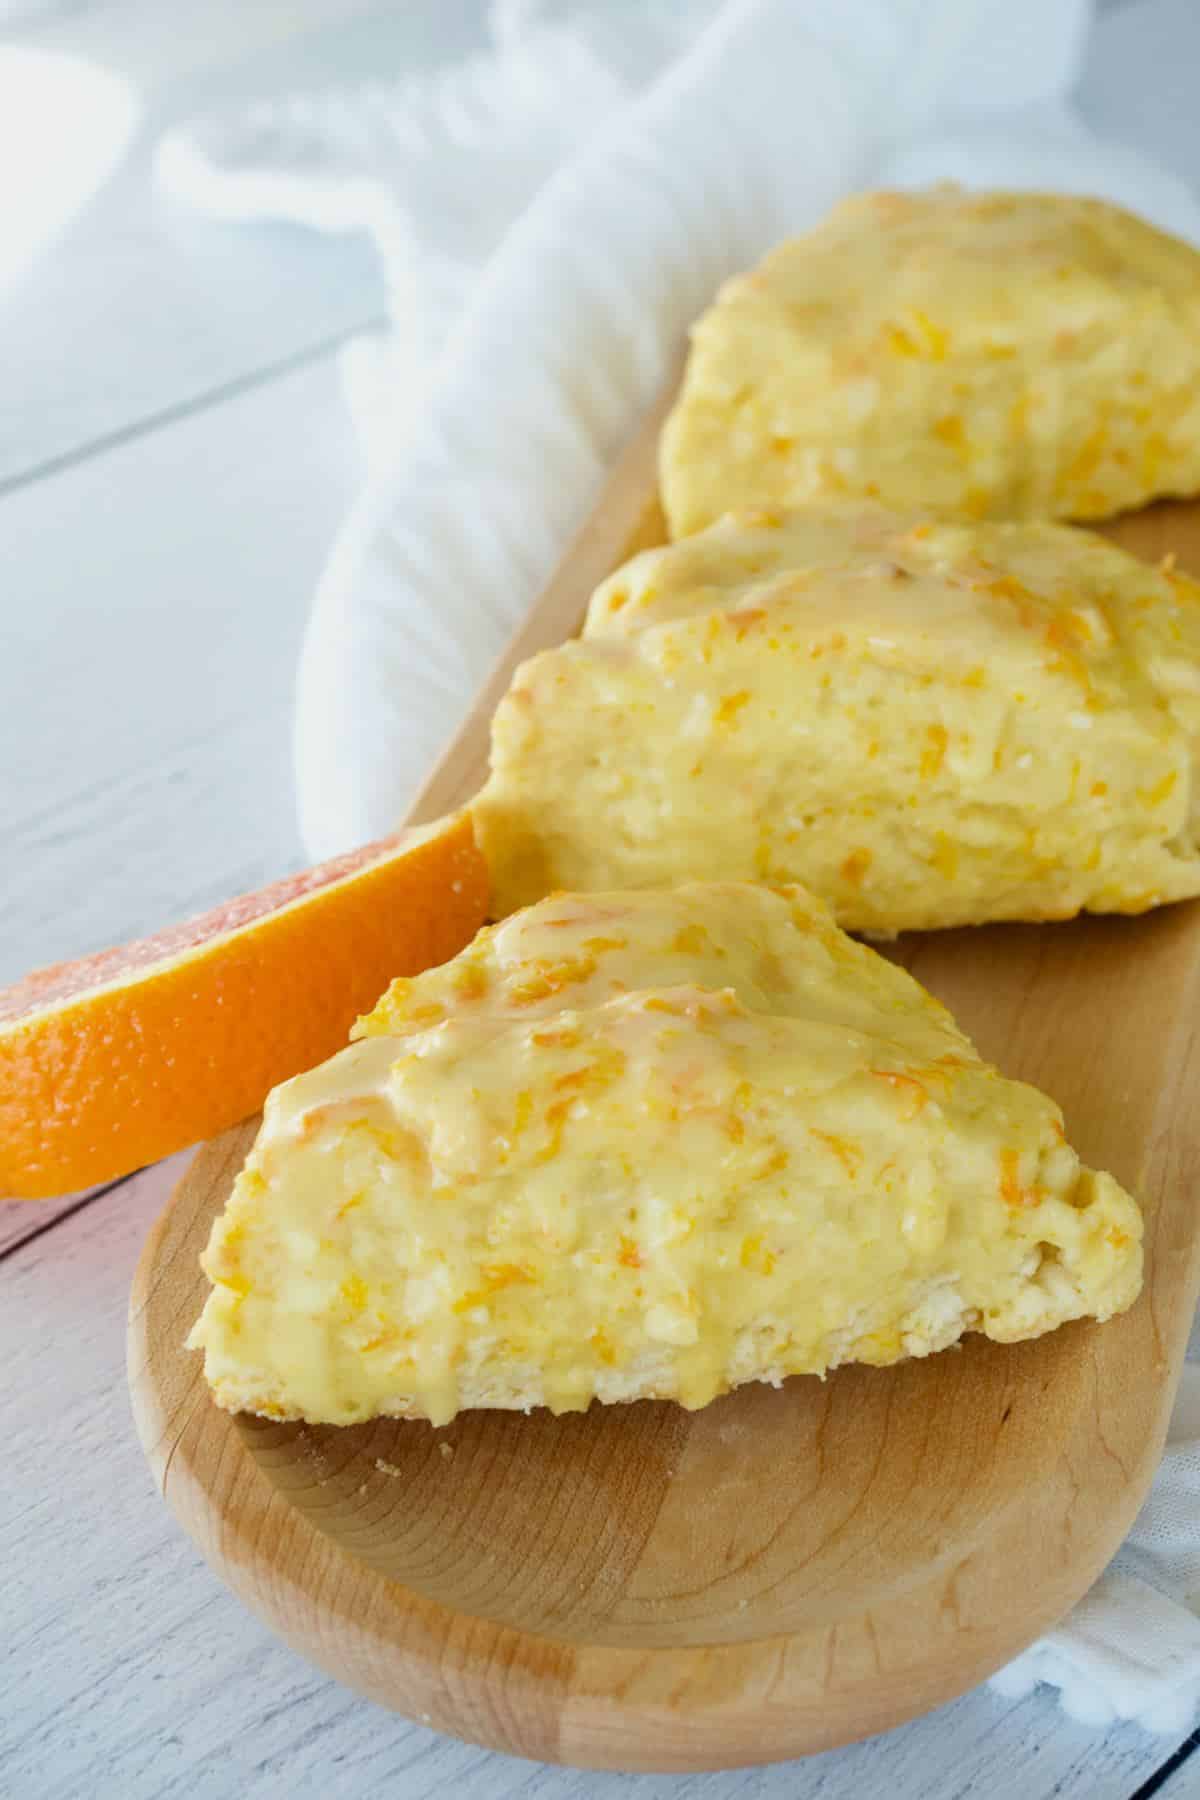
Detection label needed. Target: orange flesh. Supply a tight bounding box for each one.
[0,813,489,1198]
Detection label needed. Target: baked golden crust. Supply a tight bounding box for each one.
[474,502,1200,933]
[190,884,1141,1426]
[660,188,1200,536]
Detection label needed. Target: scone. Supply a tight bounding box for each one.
[474,502,1200,933]
[660,187,1200,537]
[189,883,1142,1427]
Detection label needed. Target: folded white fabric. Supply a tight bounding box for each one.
[158,0,1200,1735]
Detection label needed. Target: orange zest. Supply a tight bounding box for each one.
[0,812,488,1198]
[999,1147,1040,1209]
[868,1070,929,1117]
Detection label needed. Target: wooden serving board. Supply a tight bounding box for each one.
[129,380,1200,1773]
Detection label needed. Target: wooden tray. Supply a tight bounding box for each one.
[129,382,1200,1772]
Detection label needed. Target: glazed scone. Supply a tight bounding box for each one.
[189,884,1142,1426]
[474,502,1200,933]
[660,188,1200,537]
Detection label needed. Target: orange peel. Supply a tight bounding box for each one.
[0,812,488,1198]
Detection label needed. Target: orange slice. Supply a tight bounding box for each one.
[0,812,489,1198]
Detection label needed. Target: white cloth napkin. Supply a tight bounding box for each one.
[158,0,1200,1736]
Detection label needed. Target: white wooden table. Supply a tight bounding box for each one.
[4,3,1200,1795]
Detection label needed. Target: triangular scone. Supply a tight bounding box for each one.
[473,503,1200,931]
[660,188,1200,536]
[190,885,1141,1427]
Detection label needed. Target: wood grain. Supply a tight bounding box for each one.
[0,354,361,987]
[0,1181,116,1254]
[0,1,1179,1792]
[3,1165,1180,1800]
[129,431,1200,1771]
[0,0,495,494]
